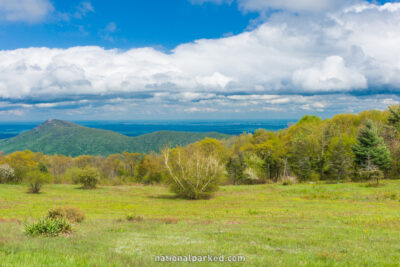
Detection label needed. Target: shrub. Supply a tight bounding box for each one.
[77,167,100,189]
[163,145,225,200]
[280,176,297,186]
[25,170,52,193]
[47,207,85,223]
[282,180,293,186]
[25,217,71,236]
[359,169,384,185]
[0,164,15,183]
[126,213,144,222]
[65,167,84,184]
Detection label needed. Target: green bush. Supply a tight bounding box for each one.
[163,146,224,200]
[77,167,100,189]
[47,207,85,223]
[64,167,83,184]
[25,170,52,193]
[25,217,71,236]
[126,213,144,222]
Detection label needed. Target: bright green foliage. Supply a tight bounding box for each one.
[122,152,141,178]
[1,108,400,185]
[388,105,400,131]
[25,170,52,193]
[134,154,164,184]
[243,154,266,182]
[1,150,38,183]
[289,124,325,181]
[38,162,49,173]
[226,154,246,184]
[326,134,355,182]
[163,143,225,199]
[64,167,83,184]
[25,217,71,237]
[352,121,391,171]
[298,115,322,124]
[77,167,100,189]
[47,207,85,223]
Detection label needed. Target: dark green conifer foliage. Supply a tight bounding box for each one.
[352,121,391,183]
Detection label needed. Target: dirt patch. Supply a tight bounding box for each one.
[0,218,19,223]
[225,220,242,225]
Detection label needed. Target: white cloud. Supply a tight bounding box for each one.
[0,0,54,22]
[292,56,367,91]
[237,0,360,13]
[184,107,218,112]
[190,0,361,13]
[1,2,400,117]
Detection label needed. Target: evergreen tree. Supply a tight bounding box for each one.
[388,105,400,131]
[352,121,391,183]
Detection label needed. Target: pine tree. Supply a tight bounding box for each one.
[352,121,391,183]
[388,105,400,131]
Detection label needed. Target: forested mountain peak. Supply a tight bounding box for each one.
[0,120,230,156]
[36,119,80,130]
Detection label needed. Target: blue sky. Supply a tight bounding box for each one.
[0,0,257,50]
[0,0,400,121]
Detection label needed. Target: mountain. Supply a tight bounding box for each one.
[0,119,230,157]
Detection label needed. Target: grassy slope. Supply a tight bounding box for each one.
[0,120,230,156]
[1,182,400,266]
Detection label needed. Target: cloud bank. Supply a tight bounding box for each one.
[1,1,400,119]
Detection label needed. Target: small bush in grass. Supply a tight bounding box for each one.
[47,207,85,223]
[126,213,144,222]
[281,176,297,186]
[163,145,224,200]
[25,217,71,237]
[77,167,100,189]
[25,170,52,193]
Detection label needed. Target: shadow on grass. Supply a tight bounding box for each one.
[148,194,214,200]
[147,194,181,200]
[75,186,98,190]
[25,191,45,194]
[363,182,386,188]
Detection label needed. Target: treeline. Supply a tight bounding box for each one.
[1,106,399,198]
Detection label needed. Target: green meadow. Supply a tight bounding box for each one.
[1,182,400,266]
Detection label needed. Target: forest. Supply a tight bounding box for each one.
[0,106,398,199]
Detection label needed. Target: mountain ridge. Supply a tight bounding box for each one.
[0,119,230,157]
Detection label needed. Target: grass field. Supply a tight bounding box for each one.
[1,181,400,266]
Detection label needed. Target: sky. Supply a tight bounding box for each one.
[0,0,400,121]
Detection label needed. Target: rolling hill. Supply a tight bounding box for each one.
[0,119,230,157]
